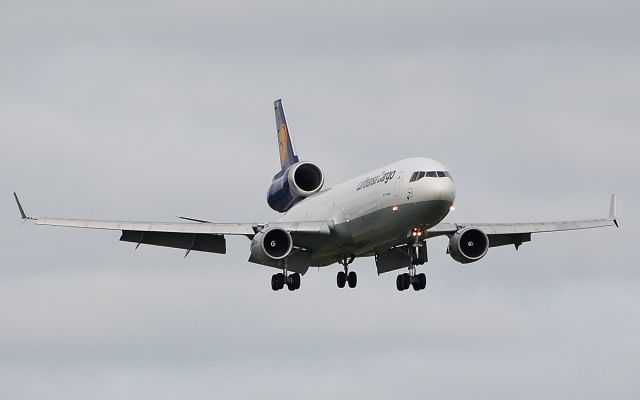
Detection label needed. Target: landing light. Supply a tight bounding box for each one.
[392,206,399,211]
[450,205,456,211]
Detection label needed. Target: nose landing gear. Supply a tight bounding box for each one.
[396,228,428,291]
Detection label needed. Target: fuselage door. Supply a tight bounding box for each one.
[394,171,403,197]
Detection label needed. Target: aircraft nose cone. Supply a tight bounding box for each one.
[434,177,456,203]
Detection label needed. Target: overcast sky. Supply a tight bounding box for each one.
[1,0,638,398]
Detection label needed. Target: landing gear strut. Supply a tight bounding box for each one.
[271,259,301,291]
[397,228,428,291]
[337,255,357,288]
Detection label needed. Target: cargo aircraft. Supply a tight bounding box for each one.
[14,100,618,292]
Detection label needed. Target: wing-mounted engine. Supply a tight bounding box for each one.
[250,227,294,263]
[448,227,490,264]
[267,161,324,212]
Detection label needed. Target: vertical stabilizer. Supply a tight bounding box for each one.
[274,99,299,170]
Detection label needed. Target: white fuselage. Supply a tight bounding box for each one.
[278,158,456,266]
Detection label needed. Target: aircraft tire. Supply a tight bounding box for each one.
[402,273,411,290]
[272,273,285,291]
[411,273,427,291]
[418,273,427,290]
[347,271,357,288]
[276,273,285,290]
[337,271,346,288]
[288,273,301,291]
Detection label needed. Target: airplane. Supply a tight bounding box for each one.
[13,99,618,292]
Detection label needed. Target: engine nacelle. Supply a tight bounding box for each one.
[267,161,324,212]
[448,227,490,264]
[250,227,294,263]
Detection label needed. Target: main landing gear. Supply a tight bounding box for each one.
[397,228,428,292]
[271,260,301,291]
[337,255,357,288]
[271,272,300,291]
[396,270,426,291]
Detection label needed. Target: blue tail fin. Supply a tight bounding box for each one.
[274,99,299,170]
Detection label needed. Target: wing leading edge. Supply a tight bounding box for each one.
[14,192,331,257]
[31,217,331,255]
[35,218,257,235]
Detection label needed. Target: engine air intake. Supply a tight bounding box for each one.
[250,227,294,263]
[448,227,490,264]
[267,161,325,212]
[293,163,324,193]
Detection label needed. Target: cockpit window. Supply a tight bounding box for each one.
[410,170,453,182]
[410,171,428,182]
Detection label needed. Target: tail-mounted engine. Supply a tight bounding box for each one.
[448,227,490,264]
[267,161,324,212]
[250,227,294,263]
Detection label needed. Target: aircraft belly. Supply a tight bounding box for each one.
[307,200,451,267]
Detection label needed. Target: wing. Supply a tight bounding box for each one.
[428,194,618,249]
[14,193,330,257]
[35,218,257,255]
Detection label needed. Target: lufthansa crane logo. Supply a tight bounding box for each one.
[279,123,288,165]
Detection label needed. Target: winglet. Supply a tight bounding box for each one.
[609,193,618,228]
[13,192,32,220]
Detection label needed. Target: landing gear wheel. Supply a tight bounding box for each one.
[417,273,427,290]
[402,273,411,290]
[271,273,285,291]
[294,273,301,290]
[337,254,356,289]
[337,271,346,288]
[347,271,357,288]
[397,233,429,292]
[397,273,411,291]
[287,273,301,291]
